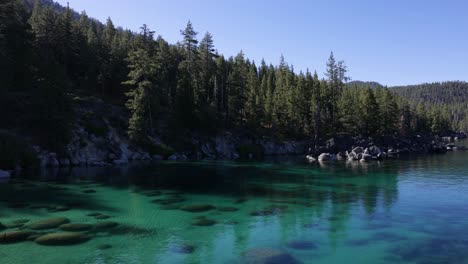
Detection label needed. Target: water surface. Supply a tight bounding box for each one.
[1,149,468,264]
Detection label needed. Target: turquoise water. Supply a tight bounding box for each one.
[1,149,468,263]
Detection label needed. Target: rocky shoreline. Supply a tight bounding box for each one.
[307,133,467,163]
[0,133,466,178]
[31,131,468,168]
[1,97,466,172]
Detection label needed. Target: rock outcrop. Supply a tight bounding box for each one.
[0,170,10,179]
[4,96,466,169]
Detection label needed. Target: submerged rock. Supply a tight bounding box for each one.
[12,219,30,224]
[0,222,6,230]
[143,191,162,197]
[95,214,111,220]
[59,223,93,232]
[28,217,70,230]
[169,243,195,254]
[217,206,239,212]
[0,231,35,244]
[86,212,102,217]
[47,205,70,213]
[35,232,90,246]
[180,204,216,213]
[241,248,300,264]
[234,198,247,204]
[27,233,46,241]
[286,240,318,250]
[97,244,113,250]
[82,189,96,194]
[250,205,288,217]
[152,197,186,205]
[192,218,217,226]
[5,223,24,229]
[94,221,119,229]
[160,205,181,210]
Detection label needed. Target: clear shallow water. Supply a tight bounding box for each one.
[1,149,468,264]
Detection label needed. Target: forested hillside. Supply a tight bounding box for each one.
[0,0,459,161]
[391,82,468,131]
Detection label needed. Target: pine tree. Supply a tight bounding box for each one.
[430,109,450,135]
[290,72,308,133]
[102,18,116,48]
[245,62,260,127]
[310,72,322,147]
[360,87,380,136]
[181,21,198,63]
[0,0,33,91]
[338,86,360,135]
[324,52,348,135]
[415,102,430,133]
[399,101,412,136]
[379,88,399,134]
[264,65,276,128]
[227,52,248,125]
[214,55,228,116]
[198,32,216,106]
[273,55,289,132]
[123,48,159,142]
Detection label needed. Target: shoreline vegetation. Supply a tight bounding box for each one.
[1,0,467,171]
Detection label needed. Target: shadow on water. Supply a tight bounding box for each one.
[0,150,467,263]
[14,160,402,212]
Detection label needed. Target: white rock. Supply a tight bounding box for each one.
[318,153,331,161]
[306,155,316,162]
[0,170,11,178]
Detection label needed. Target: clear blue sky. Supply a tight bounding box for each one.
[56,0,467,86]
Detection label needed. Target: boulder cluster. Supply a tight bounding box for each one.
[307,135,467,163]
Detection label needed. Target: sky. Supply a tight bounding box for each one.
[55,0,468,86]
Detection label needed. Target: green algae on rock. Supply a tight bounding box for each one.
[217,206,239,212]
[169,243,195,254]
[152,196,186,205]
[47,205,70,213]
[95,214,111,219]
[35,232,90,246]
[0,231,35,244]
[94,221,119,229]
[97,244,113,250]
[12,219,30,224]
[192,218,217,226]
[86,212,102,217]
[28,217,70,230]
[180,204,216,212]
[59,223,93,232]
[241,248,300,264]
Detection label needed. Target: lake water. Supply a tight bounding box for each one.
[1,147,468,264]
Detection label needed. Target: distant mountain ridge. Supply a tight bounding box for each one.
[390,81,468,104]
[347,81,384,89]
[347,80,467,130]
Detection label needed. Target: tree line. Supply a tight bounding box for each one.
[391,81,468,131]
[0,0,455,152]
